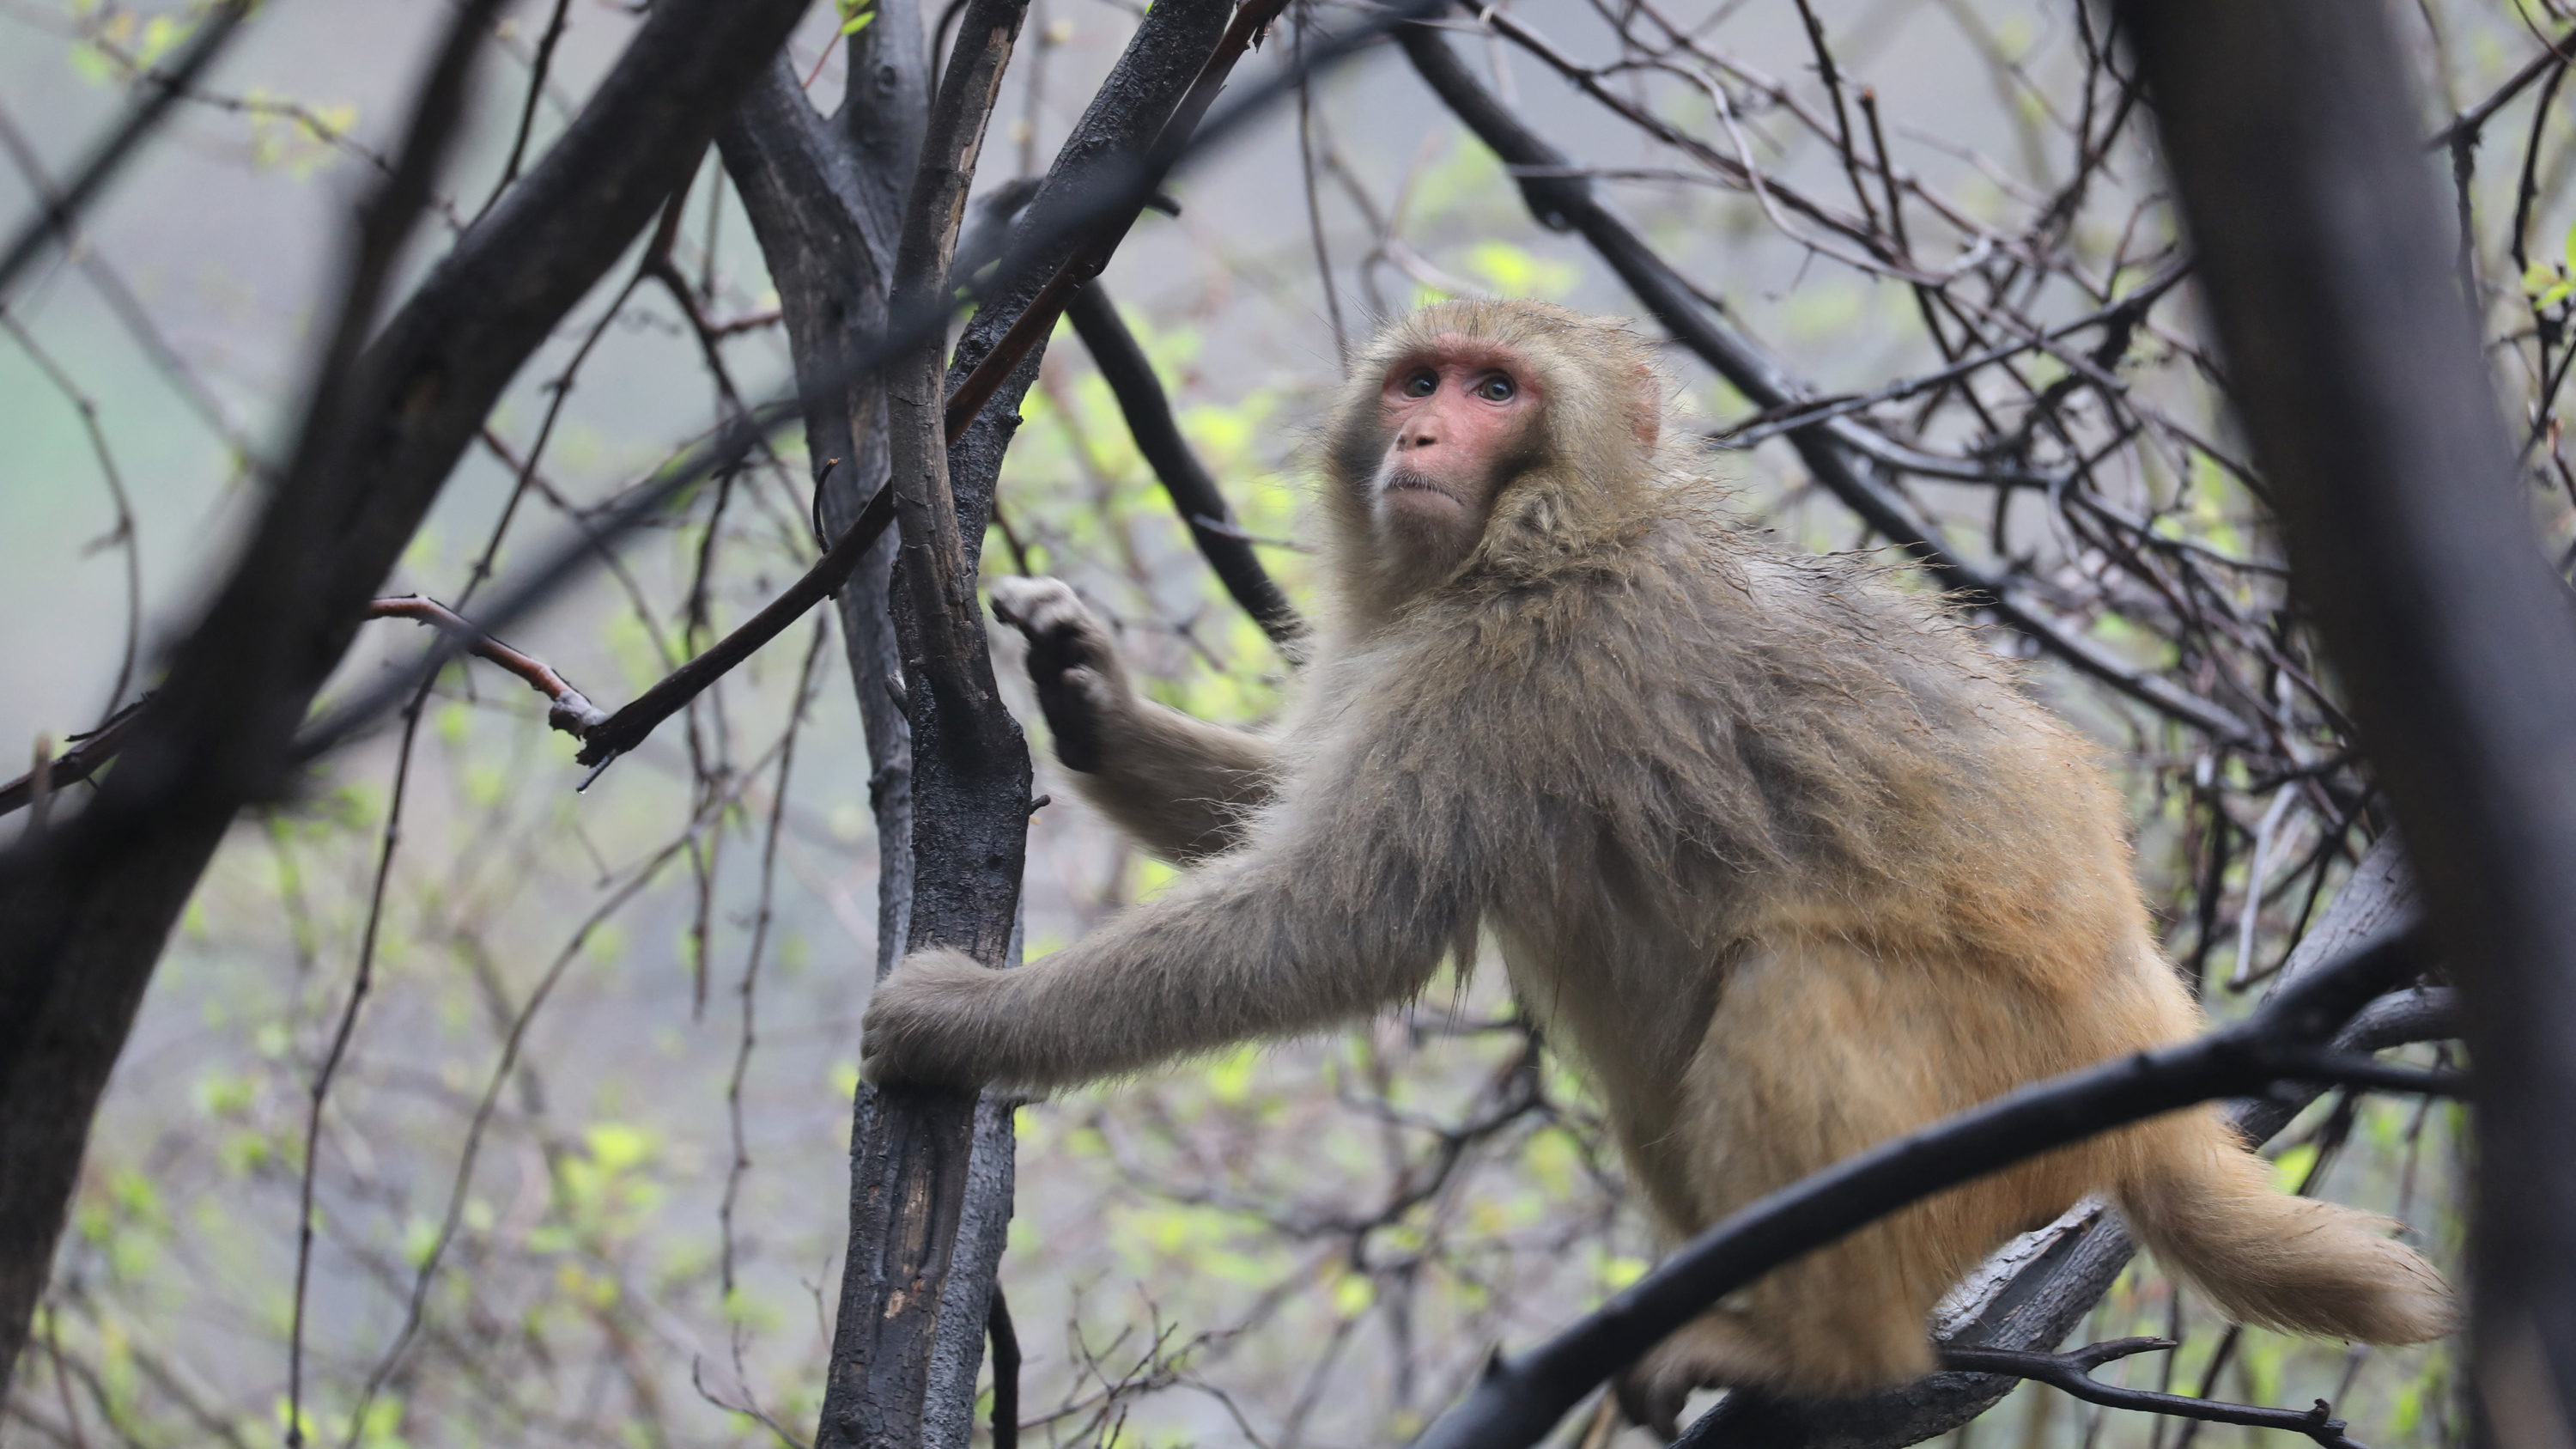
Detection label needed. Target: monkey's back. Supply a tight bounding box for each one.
[1416,488,2141,947]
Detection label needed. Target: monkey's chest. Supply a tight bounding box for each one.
[1490,915,1721,1116]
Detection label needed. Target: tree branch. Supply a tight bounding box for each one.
[573,484,894,768]
[366,595,610,737]
[1404,925,2433,1449]
[2117,0,2576,1430]
[1936,1339,2367,1449]
[0,702,147,821]
[716,1,926,975]
[1063,280,1305,649]
[0,0,253,302]
[938,0,1292,441]
[8,0,1428,817]
[814,4,1038,1448]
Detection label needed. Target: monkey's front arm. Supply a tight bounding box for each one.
[990,575,1277,861]
[860,768,1468,1092]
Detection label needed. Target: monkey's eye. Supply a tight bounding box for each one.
[1476,373,1517,402]
[1401,368,1438,398]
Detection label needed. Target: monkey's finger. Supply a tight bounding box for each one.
[988,574,1081,635]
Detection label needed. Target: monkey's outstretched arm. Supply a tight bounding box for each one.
[860,773,1467,1091]
[991,575,1275,861]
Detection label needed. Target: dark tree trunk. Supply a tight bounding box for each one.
[2117,0,2576,1437]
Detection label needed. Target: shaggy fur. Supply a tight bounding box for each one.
[863,301,2454,1412]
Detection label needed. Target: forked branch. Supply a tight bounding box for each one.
[367,595,611,738]
[1938,1339,2368,1449]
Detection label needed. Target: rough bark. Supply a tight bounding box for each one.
[816,3,1239,1446]
[818,5,1032,1448]
[714,5,928,977]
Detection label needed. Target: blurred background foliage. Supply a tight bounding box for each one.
[0,0,2547,1445]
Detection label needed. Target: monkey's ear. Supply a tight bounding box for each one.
[1630,362,1662,452]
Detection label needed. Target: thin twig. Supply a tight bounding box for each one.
[365,596,611,737]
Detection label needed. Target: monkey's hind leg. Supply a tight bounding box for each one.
[1644,936,2032,1407]
[1613,1310,1792,1440]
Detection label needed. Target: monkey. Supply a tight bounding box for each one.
[861,299,2454,1430]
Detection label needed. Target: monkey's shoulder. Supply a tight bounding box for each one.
[1353,508,2075,789]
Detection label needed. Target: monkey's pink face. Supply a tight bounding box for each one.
[1369,335,1541,569]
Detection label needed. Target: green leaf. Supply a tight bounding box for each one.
[1332,1272,1377,1317]
[840,10,876,33]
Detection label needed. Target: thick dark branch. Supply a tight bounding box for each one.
[885,0,1031,738]
[2119,0,2576,1427]
[574,484,894,768]
[1938,1339,2367,1449]
[716,11,924,980]
[0,0,810,1394]
[1404,928,2431,1449]
[816,4,1037,1449]
[0,0,252,302]
[938,0,1292,440]
[823,9,1272,1448]
[1064,281,1304,649]
[1396,18,2254,747]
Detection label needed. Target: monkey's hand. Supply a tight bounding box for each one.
[988,575,1133,774]
[860,947,1005,1088]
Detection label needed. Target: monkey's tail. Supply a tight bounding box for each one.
[2115,1114,2456,1345]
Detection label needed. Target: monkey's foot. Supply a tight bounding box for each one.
[1613,1316,1801,1441]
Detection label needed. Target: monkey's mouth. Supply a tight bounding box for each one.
[1380,469,1461,505]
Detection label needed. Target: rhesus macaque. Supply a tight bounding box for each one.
[862,301,2451,1426]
